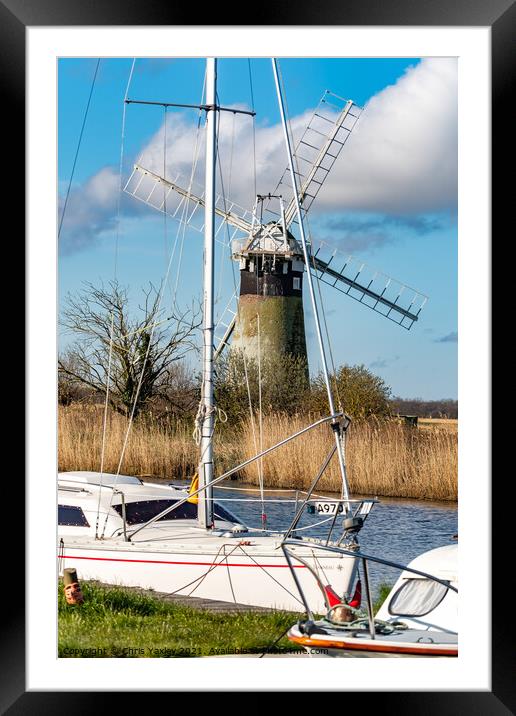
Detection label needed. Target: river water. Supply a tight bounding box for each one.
[213,484,458,600]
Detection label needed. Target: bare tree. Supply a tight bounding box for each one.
[58,351,92,405]
[59,281,201,418]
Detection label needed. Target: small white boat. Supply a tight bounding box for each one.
[283,541,458,657]
[58,471,375,612]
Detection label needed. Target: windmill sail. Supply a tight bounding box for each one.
[214,292,237,360]
[123,101,427,341]
[124,163,253,242]
[124,164,245,359]
[262,91,362,227]
[310,241,427,329]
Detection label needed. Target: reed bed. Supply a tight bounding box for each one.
[58,404,197,478]
[58,405,457,501]
[238,414,457,500]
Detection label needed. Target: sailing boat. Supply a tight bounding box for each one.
[58,58,375,612]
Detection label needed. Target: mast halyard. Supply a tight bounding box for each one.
[198,57,217,529]
[272,58,352,514]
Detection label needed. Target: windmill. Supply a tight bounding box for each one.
[124,89,427,368]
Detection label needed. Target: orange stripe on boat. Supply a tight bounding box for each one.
[288,633,458,657]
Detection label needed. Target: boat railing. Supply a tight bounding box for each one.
[113,489,128,542]
[281,539,458,639]
[108,488,376,540]
[211,494,377,535]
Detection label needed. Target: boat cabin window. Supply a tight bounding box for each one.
[112,499,238,526]
[58,504,90,527]
[388,578,449,617]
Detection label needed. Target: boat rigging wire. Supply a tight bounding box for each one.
[193,81,231,455]
[182,544,241,597]
[162,106,168,261]
[275,62,342,413]
[153,542,303,607]
[243,512,342,533]
[171,99,204,307]
[215,96,235,304]
[98,232,184,537]
[58,58,100,240]
[212,88,263,505]
[98,68,207,538]
[306,213,343,414]
[273,58,352,511]
[238,69,262,500]
[95,57,136,538]
[127,411,344,539]
[304,217,345,501]
[257,314,266,523]
[248,59,257,201]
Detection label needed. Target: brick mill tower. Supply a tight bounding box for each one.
[230,203,307,364]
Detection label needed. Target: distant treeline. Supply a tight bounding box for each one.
[59,349,458,423]
[390,397,458,419]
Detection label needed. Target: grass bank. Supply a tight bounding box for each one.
[58,581,297,657]
[58,581,392,657]
[59,405,457,501]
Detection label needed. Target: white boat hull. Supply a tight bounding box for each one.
[59,539,358,613]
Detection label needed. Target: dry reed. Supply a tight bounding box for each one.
[238,414,457,500]
[58,405,457,501]
[58,404,198,479]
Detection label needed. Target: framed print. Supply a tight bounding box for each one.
[11,0,508,709]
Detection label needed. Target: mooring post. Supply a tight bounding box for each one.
[63,567,84,605]
[63,567,78,586]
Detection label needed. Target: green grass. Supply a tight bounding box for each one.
[58,581,300,658]
[373,582,393,615]
[59,580,394,657]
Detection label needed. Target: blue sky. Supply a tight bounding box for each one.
[58,57,457,400]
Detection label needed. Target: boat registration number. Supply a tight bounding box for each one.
[310,501,344,515]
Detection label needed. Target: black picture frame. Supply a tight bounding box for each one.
[11,0,507,710]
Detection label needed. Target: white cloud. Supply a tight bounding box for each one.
[59,58,457,253]
[59,166,123,254]
[138,57,457,217]
[137,106,314,217]
[85,166,120,207]
[325,58,458,214]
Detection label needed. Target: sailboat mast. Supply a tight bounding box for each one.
[198,57,217,529]
[272,58,352,512]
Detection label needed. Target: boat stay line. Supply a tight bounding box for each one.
[60,554,307,568]
[182,542,242,599]
[127,411,344,540]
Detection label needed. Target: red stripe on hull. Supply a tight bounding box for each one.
[60,553,306,569]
